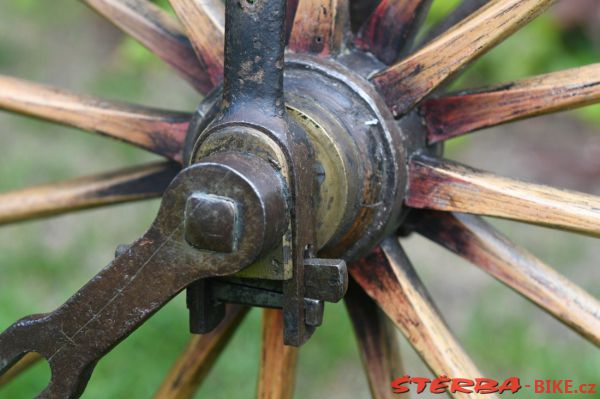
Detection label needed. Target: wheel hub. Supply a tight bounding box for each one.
[186,52,413,261]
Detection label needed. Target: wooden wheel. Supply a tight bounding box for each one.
[0,0,599,398]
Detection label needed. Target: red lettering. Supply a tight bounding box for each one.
[450,378,474,394]
[430,375,450,394]
[474,378,499,394]
[391,376,595,395]
[552,380,564,394]
[565,380,573,394]
[535,380,545,393]
[498,377,522,394]
[411,377,430,394]
[580,384,597,394]
[391,375,410,394]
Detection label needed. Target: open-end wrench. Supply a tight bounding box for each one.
[0,153,286,398]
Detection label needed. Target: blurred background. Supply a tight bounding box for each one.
[0,0,599,397]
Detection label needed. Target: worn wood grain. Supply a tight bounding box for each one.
[417,0,491,48]
[410,210,600,346]
[406,155,600,237]
[350,239,496,399]
[0,352,42,387]
[289,0,349,56]
[82,0,212,94]
[371,0,555,117]
[153,306,248,399]
[0,162,179,225]
[0,76,190,161]
[168,0,224,88]
[257,309,299,399]
[356,0,432,64]
[345,280,404,399]
[421,64,600,143]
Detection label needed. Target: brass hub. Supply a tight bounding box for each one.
[186,52,414,261]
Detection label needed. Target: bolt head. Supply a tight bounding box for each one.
[184,193,239,253]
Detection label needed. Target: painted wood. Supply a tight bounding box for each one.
[82,0,212,94]
[350,239,496,399]
[153,306,248,399]
[0,75,190,161]
[410,211,600,346]
[349,0,380,32]
[345,280,404,399]
[168,0,225,88]
[371,0,555,117]
[289,0,349,56]
[286,0,300,43]
[0,162,179,225]
[422,63,600,143]
[356,0,433,64]
[256,309,299,399]
[0,352,41,387]
[406,155,600,237]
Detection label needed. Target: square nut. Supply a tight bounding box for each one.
[184,193,239,253]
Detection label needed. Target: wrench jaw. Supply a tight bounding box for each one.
[0,316,44,376]
[0,156,288,398]
[0,315,94,399]
[42,358,95,399]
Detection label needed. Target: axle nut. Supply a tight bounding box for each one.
[184,193,239,253]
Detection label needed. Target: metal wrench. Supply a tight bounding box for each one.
[0,153,286,398]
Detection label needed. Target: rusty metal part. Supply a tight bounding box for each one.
[304,258,348,303]
[184,193,240,253]
[186,256,347,334]
[182,0,409,344]
[187,280,226,334]
[0,153,286,397]
[188,52,410,262]
[187,0,324,346]
[285,55,407,260]
[211,280,324,327]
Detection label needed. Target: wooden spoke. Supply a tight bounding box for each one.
[356,0,433,64]
[168,0,225,88]
[257,309,299,399]
[345,280,404,399]
[153,305,249,399]
[289,0,349,56]
[409,211,600,346]
[371,0,555,117]
[417,0,491,48]
[0,76,190,161]
[350,239,496,399]
[406,155,600,237]
[421,64,600,143]
[349,0,380,32]
[286,0,300,43]
[82,0,213,94]
[0,353,41,387]
[0,162,179,225]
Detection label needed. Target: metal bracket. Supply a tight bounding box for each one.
[187,0,349,346]
[188,258,347,334]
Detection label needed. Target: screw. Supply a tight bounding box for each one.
[184,193,239,253]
